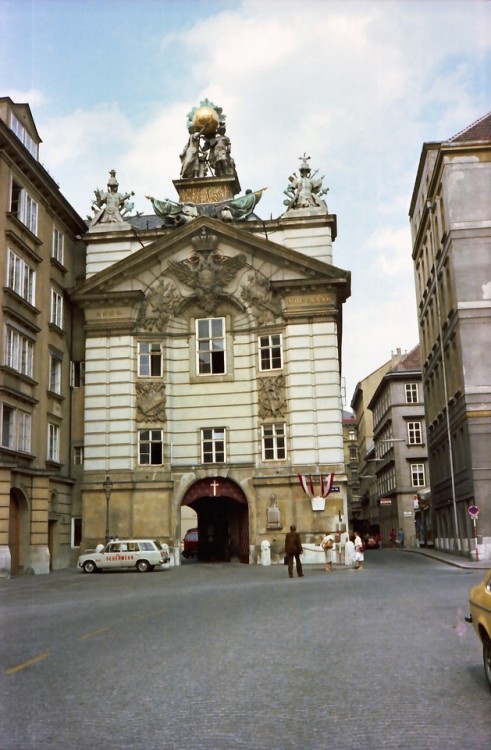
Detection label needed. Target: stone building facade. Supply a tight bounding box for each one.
[0,98,87,575]
[409,112,491,560]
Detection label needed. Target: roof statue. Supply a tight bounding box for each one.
[283,153,329,212]
[89,169,135,228]
[147,99,266,226]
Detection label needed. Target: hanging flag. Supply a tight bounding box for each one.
[309,475,315,496]
[298,474,309,495]
[324,472,334,497]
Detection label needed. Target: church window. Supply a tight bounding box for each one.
[201,427,226,463]
[139,429,164,465]
[261,423,287,460]
[259,334,283,371]
[196,318,225,375]
[138,342,163,377]
[7,248,35,305]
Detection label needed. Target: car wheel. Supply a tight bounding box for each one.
[483,637,491,690]
[136,559,149,573]
[83,560,97,574]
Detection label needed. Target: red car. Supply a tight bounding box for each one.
[182,528,199,559]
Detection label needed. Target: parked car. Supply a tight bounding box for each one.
[466,569,491,690]
[78,539,170,574]
[182,528,199,559]
[365,536,378,550]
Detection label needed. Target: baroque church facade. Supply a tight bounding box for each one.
[1,98,351,573]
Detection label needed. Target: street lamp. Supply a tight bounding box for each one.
[103,475,113,544]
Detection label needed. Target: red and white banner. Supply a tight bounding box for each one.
[298,472,335,498]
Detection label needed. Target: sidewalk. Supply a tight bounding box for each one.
[402,545,490,570]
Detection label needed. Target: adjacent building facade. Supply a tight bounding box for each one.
[0,97,87,574]
[409,112,491,560]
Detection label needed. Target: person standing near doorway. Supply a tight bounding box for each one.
[285,525,304,578]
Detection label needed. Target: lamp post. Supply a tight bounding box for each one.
[103,475,113,544]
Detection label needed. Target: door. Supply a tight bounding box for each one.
[9,496,20,575]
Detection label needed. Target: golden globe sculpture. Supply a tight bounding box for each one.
[191,105,219,136]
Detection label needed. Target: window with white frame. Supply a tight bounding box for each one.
[261,423,286,460]
[10,113,38,158]
[411,463,425,487]
[139,429,164,465]
[52,227,65,265]
[49,353,62,394]
[4,324,34,377]
[1,404,32,453]
[201,427,226,463]
[348,429,357,441]
[196,318,225,375]
[259,334,283,371]
[7,249,35,305]
[407,421,423,445]
[50,288,63,329]
[73,446,84,465]
[47,423,60,462]
[405,383,419,403]
[10,179,38,234]
[70,361,85,388]
[138,341,163,377]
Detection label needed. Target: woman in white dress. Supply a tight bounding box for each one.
[353,531,364,570]
[321,532,334,572]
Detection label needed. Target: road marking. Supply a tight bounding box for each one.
[79,626,110,640]
[6,652,50,675]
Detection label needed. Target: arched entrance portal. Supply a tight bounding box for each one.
[182,478,249,564]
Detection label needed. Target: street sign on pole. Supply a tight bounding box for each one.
[468,504,480,519]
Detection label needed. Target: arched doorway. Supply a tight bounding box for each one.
[181,477,249,563]
[9,494,20,575]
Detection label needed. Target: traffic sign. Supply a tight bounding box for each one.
[468,504,480,519]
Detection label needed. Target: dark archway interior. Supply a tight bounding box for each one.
[189,496,249,563]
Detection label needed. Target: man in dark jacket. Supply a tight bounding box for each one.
[284,525,304,578]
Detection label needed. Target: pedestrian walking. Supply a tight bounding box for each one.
[284,524,304,578]
[397,528,405,548]
[353,531,364,571]
[344,533,355,568]
[389,528,396,548]
[321,531,335,572]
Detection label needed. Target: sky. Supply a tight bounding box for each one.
[1,0,490,405]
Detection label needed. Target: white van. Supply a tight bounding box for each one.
[78,539,170,573]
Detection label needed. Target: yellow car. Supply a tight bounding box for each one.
[466,569,491,690]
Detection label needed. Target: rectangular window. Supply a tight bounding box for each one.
[49,354,62,394]
[4,325,34,377]
[10,114,38,158]
[407,421,422,445]
[50,288,63,329]
[52,227,65,265]
[196,318,225,375]
[70,361,86,388]
[261,423,286,460]
[71,517,82,548]
[73,446,84,465]
[10,179,38,234]
[259,334,283,371]
[201,427,226,463]
[1,404,31,453]
[47,423,60,462]
[7,249,35,305]
[405,383,419,403]
[411,463,425,487]
[139,429,164,465]
[138,342,163,377]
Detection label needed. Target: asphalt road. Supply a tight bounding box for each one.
[1,551,490,750]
